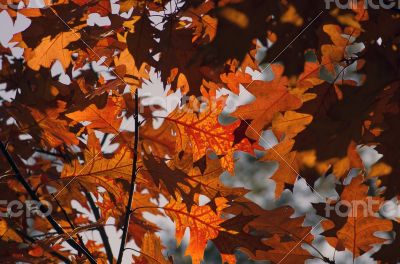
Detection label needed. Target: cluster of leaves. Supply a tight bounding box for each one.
[1,0,400,263]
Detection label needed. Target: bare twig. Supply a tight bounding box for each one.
[0,141,97,264]
[116,88,140,264]
[83,189,114,264]
[52,194,90,257]
[15,228,72,264]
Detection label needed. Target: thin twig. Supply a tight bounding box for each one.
[0,141,97,264]
[83,188,114,264]
[116,88,140,264]
[52,194,90,257]
[15,228,72,264]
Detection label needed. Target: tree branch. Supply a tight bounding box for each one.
[116,88,140,264]
[0,141,97,264]
[15,228,72,264]
[52,194,91,258]
[83,189,114,264]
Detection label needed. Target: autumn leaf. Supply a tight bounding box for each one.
[24,29,82,71]
[220,198,315,263]
[142,153,198,210]
[321,24,350,74]
[272,111,313,140]
[318,175,393,257]
[220,70,252,94]
[28,101,79,148]
[60,133,132,211]
[66,97,124,134]
[165,95,254,173]
[232,65,303,139]
[2,1,400,263]
[261,139,298,197]
[164,197,228,264]
[134,232,171,264]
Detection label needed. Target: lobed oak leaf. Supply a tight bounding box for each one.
[257,234,312,264]
[139,121,176,157]
[134,232,171,264]
[200,15,217,42]
[142,153,199,210]
[114,48,149,89]
[153,21,211,95]
[164,197,228,264]
[272,111,313,141]
[28,101,79,148]
[164,95,254,173]
[66,97,124,134]
[184,0,217,43]
[126,15,158,67]
[320,24,349,74]
[222,198,315,263]
[128,216,160,249]
[261,139,299,197]
[293,58,324,94]
[232,65,303,139]
[25,29,82,71]
[60,133,132,211]
[189,154,248,199]
[318,175,392,257]
[220,70,252,94]
[212,214,270,263]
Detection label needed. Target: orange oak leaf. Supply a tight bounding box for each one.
[134,232,171,264]
[258,234,312,264]
[232,65,302,139]
[66,97,124,134]
[142,153,198,210]
[164,197,228,264]
[320,175,392,257]
[272,111,313,141]
[220,70,252,94]
[320,24,349,74]
[60,133,132,207]
[28,101,79,148]
[261,139,299,197]
[24,29,81,71]
[140,121,176,158]
[165,95,254,173]
[221,198,314,263]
